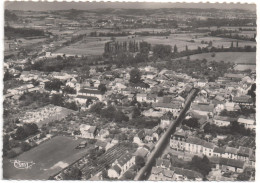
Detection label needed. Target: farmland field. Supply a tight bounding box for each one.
[3,136,90,180]
[54,37,109,56]
[54,33,256,56]
[175,52,256,64]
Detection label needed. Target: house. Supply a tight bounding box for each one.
[223,146,238,160]
[19,70,42,81]
[77,88,103,101]
[220,158,245,173]
[153,102,182,116]
[202,141,215,157]
[108,164,122,178]
[133,130,145,145]
[171,167,203,181]
[190,103,215,118]
[224,102,240,111]
[237,146,253,162]
[146,94,158,103]
[185,137,203,155]
[170,131,186,151]
[136,93,147,102]
[148,167,175,181]
[156,158,171,169]
[213,147,225,157]
[213,116,236,127]
[133,147,150,159]
[75,95,98,105]
[237,117,256,130]
[144,129,154,142]
[79,124,97,139]
[108,153,135,179]
[66,78,78,88]
[232,95,253,106]
[224,73,244,81]
[185,136,215,157]
[160,112,174,129]
[95,140,108,150]
[96,129,109,140]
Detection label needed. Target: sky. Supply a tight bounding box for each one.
[5,1,256,12]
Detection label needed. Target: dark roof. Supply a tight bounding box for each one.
[171,167,203,179]
[137,130,145,139]
[153,102,182,109]
[112,164,121,175]
[161,112,174,120]
[191,103,215,113]
[233,96,253,103]
[156,158,171,168]
[213,147,225,154]
[209,156,220,164]
[219,158,244,168]
[134,148,149,158]
[225,146,238,155]
[76,95,99,100]
[78,89,102,95]
[95,140,107,148]
[214,116,237,122]
[88,126,97,133]
[226,159,245,169]
[163,169,174,178]
[117,153,133,167]
[238,146,252,157]
[186,137,204,146]
[203,141,215,149]
[151,167,163,175]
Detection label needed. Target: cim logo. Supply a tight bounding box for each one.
[10,160,35,169]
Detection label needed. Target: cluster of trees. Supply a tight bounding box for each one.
[19,91,50,107]
[45,79,64,91]
[130,68,142,84]
[63,86,76,94]
[220,108,255,118]
[189,18,256,27]
[13,123,39,140]
[50,94,79,111]
[104,40,151,55]
[203,121,253,137]
[182,118,199,129]
[169,154,211,178]
[135,31,171,37]
[164,58,232,81]
[210,30,256,42]
[5,26,45,39]
[90,31,130,37]
[189,156,211,177]
[4,70,16,81]
[3,135,33,158]
[63,167,82,180]
[90,104,129,123]
[153,44,173,59]
[247,83,256,103]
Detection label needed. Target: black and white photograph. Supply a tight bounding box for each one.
[2,0,257,181]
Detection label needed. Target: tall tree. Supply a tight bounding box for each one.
[130,68,141,84]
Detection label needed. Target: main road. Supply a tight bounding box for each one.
[134,88,199,180]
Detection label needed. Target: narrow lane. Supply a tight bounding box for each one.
[134,88,199,180]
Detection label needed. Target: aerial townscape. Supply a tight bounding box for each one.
[3,1,256,181]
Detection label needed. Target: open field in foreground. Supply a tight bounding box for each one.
[3,136,89,180]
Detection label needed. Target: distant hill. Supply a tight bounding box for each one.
[5,10,18,22]
[5,26,45,39]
